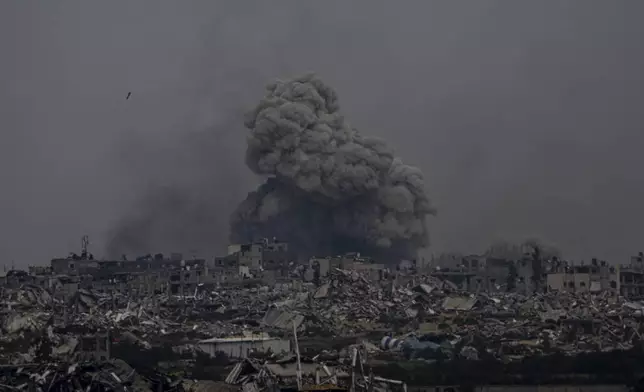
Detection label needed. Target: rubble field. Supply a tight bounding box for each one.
[3,268,644,390]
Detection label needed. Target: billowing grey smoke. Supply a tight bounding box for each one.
[231,74,435,261]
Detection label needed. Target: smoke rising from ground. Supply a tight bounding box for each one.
[104,111,249,259]
[3,2,643,265]
[230,74,435,260]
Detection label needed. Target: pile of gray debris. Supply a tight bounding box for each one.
[257,268,644,360]
[224,344,406,392]
[0,359,182,392]
[2,268,644,371]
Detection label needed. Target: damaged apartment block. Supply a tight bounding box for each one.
[2,236,644,390]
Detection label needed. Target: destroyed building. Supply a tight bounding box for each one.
[213,238,297,284]
[427,250,644,302]
[619,252,644,298]
[5,236,644,390]
[51,252,205,276]
[430,252,540,295]
[546,259,620,295]
[3,252,644,390]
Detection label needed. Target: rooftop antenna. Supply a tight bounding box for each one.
[293,320,302,390]
[81,235,89,259]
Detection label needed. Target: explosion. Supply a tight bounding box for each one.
[230,74,435,261]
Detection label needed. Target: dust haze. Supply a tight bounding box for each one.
[1,1,643,265]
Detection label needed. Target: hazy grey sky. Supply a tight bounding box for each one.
[1,1,643,266]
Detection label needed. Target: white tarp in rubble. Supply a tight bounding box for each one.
[442,296,477,311]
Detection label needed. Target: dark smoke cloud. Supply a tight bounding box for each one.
[106,186,221,258]
[230,74,435,261]
[105,112,249,259]
[5,2,642,266]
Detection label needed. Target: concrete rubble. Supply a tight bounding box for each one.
[0,359,179,392]
[1,264,644,389]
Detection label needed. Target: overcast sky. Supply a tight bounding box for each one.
[1,1,643,266]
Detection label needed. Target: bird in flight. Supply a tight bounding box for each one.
[126,92,132,100]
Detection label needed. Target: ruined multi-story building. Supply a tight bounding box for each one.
[544,253,644,299]
[23,236,644,301]
[167,260,209,296]
[50,249,211,296]
[546,259,620,296]
[214,238,295,283]
[618,252,644,298]
[261,239,293,278]
[210,253,244,283]
[430,250,549,294]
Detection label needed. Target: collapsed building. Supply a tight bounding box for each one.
[2,242,644,390]
[429,249,641,300]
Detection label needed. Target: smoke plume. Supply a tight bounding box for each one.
[104,112,248,259]
[230,74,435,261]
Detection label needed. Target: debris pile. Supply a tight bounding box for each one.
[1,265,643,388]
[224,347,406,392]
[256,269,644,360]
[0,359,182,392]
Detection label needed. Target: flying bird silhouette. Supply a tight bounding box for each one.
[126,92,131,100]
